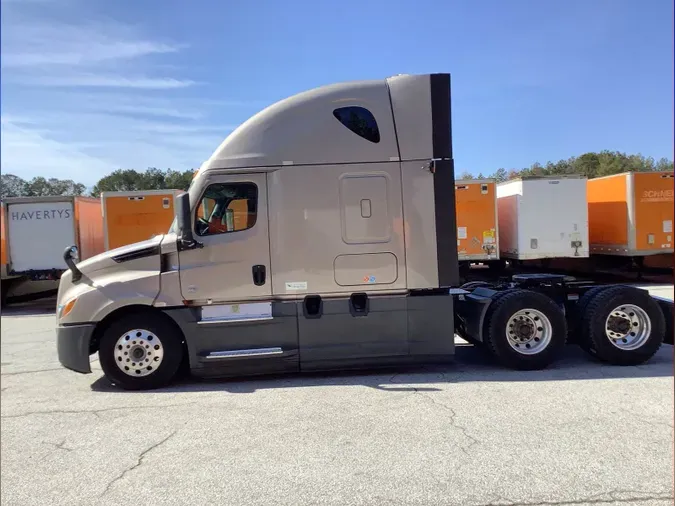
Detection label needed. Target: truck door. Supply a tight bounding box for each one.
[178,173,272,303]
[177,173,298,375]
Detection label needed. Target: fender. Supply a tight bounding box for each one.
[58,261,160,325]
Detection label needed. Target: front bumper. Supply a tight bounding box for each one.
[56,324,96,374]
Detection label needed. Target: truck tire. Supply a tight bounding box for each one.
[657,298,674,345]
[483,289,567,370]
[578,285,665,365]
[567,285,613,343]
[98,312,184,390]
[478,288,520,356]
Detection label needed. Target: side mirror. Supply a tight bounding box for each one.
[63,245,82,282]
[175,193,201,250]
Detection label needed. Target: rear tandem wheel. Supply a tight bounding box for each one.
[577,285,665,366]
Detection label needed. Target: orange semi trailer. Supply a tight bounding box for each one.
[588,171,674,257]
[101,190,182,250]
[454,178,499,265]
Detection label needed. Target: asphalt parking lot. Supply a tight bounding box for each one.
[1,287,674,506]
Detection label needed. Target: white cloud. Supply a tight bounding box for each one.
[0,4,259,186]
[101,104,204,120]
[1,41,181,68]
[0,106,238,185]
[0,115,228,185]
[1,18,184,68]
[0,119,116,183]
[13,75,197,89]
[0,12,191,89]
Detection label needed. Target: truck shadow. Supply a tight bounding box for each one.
[90,342,674,394]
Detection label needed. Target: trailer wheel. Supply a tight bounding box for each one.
[98,312,184,390]
[578,286,665,365]
[483,289,567,370]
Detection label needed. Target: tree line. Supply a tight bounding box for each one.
[0,168,195,200]
[457,150,673,182]
[1,151,673,200]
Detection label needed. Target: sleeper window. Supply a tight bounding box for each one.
[333,106,381,143]
[195,182,258,236]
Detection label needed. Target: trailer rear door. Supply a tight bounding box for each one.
[6,201,76,273]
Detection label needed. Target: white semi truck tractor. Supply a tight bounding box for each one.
[54,73,673,390]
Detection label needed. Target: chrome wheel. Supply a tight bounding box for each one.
[604,304,651,351]
[113,329,164,377]
[505,308,552,355]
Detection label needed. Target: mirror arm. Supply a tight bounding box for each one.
[63,245,83,283]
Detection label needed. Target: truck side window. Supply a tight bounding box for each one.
[333,106,380,143]
[194,182,258,236]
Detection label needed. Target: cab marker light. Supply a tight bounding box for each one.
[59,298,77,319]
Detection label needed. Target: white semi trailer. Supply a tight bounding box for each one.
[1,196,103,306]
[54,73,673,390]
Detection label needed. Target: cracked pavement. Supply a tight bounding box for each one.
[1,291,674,506]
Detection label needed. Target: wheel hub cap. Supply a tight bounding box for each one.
[506,308,553,355]
[604,304,651,351]
[113,329,164,377]
[515,322,534,339]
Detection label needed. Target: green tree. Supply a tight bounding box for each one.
[497,150,673,182]
[24,177,85,197]
[90,167,195,198]
[140,167,167,189]
[507,169,520,180]
[655,157,674,171]
[90,169,143,197]
[1,174,85,198]
[491,168,508,182]
[164,169,195,191]
[1,174,27,198]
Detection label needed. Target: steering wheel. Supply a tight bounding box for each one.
[196,217,210,236]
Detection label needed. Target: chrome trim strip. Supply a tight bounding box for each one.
[198,315,273,325]
[204,347,284,360]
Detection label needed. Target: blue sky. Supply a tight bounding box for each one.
[1,0,673,187]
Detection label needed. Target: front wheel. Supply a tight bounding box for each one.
[483,289,567,370]
[98,312,184,390]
